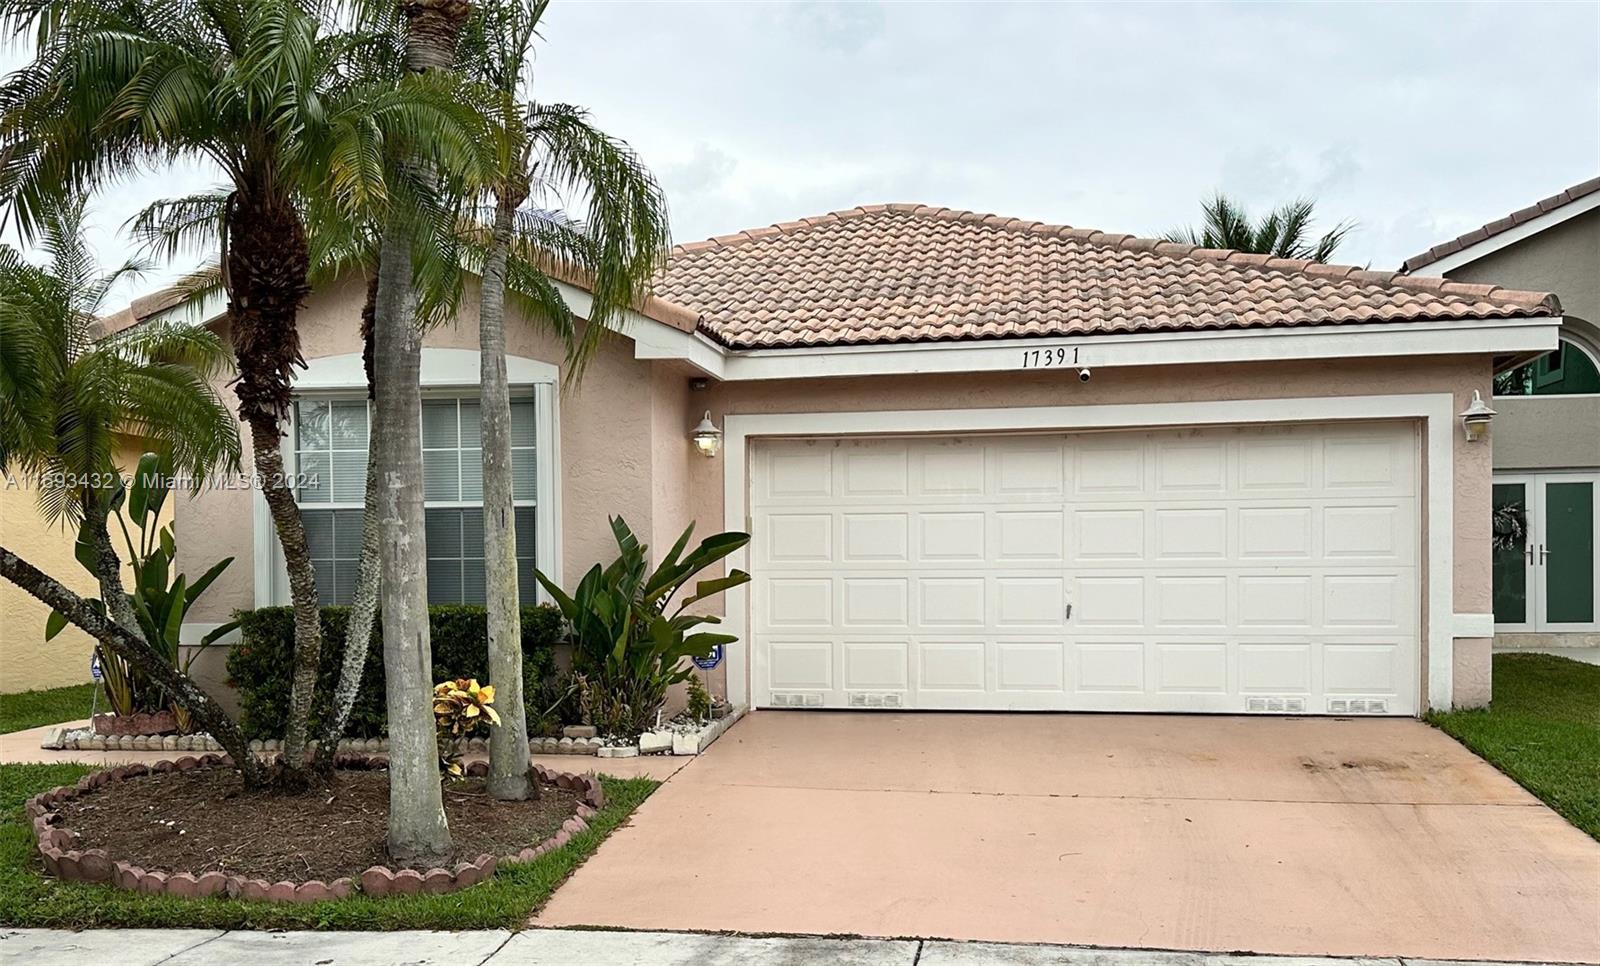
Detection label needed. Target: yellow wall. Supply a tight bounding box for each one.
[0,440,173,693]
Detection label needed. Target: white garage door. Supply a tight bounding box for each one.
[749,422,1419,715]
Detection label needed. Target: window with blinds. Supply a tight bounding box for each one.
[294,395,538,607]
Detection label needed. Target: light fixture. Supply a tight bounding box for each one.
[691,410,723,457]
[1459,389,1496,443]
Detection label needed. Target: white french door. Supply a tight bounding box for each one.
[1493,472,1600,633]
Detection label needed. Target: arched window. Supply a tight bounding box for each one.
[1495,335,1600,396]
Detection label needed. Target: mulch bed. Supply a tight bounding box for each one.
[54,768,579,882]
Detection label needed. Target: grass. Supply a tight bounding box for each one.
[0,684,102,735]
[1428,652,1600,840]
[0,762,658,929]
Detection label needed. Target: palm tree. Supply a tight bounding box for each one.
[0,193,261,782]
[459,0,670,800]
[364,0,475,863]
[0,0,483,783]
[1165,193,1353,263]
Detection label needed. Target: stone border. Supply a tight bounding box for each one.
[26,753,605,903]
[44,729,607,757]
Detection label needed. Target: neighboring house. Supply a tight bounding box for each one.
[0,436,173,693]
[1401,177,1600,651]
[105,203,1564,715]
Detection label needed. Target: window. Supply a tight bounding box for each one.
[293,395,540,607]
[1494,336,1600,396]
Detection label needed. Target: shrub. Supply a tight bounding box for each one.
[227,604,562,740]
[433,678,499,776]
[536,517,749,739]
[686,675,711,722]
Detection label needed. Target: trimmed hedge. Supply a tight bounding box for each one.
[226,604,565,740]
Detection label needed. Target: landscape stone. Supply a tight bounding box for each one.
[391,869,425,894]
[359,866,394,897]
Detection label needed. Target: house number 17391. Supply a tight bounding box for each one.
[1019,346,1079,368]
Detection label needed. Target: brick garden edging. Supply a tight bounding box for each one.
[25,753,605,903]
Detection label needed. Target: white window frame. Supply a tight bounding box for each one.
[253,348,562,608]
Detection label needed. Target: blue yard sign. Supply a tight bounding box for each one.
[90,653,103,681]
[692,644,723,671]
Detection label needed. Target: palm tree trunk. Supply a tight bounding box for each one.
[315,275,384,770]
[367,0,473,866]
[0,546,266,786]
[373,225,451,862]
[481,193,533,800]
[226,183,320,782]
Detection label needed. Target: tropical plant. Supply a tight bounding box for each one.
[432,677,500,778]
[1164,193,1353,264]
[685,675,712,723]
[1,0,483,785]
[458,0,671,799]
[536,518,750,739]
[0,194,257,780]
[46,453,239,730]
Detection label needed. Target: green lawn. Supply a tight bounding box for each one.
[0,684,101,734]
[1428,652,1600,840]
[0,762,657,929]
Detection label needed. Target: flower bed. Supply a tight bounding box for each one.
[26,754,604,903]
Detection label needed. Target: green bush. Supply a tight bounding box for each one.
[227,604,564,740]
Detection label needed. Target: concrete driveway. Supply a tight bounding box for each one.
[537,712,1600,963]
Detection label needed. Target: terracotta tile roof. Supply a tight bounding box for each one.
[1400,176,1600,273]
[656,204,1560,351]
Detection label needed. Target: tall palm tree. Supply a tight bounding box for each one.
[0,193,261,782]
[1165,193,1353,263]
[360,0,475,863]
[459,0,670,800]
[0,0,483,783]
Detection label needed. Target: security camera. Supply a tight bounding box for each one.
[1077,367,1092,383]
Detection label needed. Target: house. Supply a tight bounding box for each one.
[108,203,1565,714]
[1401,178,1599,651]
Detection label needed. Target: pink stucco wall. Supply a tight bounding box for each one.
[173,272,1496,711]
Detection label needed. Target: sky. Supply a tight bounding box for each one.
[4,0,1598,306]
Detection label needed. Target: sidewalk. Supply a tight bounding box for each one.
[0,929,1573,966]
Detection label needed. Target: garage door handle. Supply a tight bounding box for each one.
[1064,603,1074,621]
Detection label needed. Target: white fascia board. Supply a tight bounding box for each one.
[1418,191,1600,276]
[553,280,725,378]
[713,316,1561,382]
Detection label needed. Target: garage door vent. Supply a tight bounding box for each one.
[769,692,825,708]
[847,692,903,709]
[1327,698,1389,714]
[1246,697,1306,714]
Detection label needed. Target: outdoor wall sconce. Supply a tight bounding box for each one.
[691,411,723,457]
[1459,390,1496,443]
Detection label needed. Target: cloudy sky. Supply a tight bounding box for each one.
[5,0,1598,304]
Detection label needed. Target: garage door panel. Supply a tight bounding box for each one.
[764,513,832,563]
[765,578,833,627]
[1074,642,1147,692]
[841,577,909,627]
[918,641,987,692]
[919,512,986,561]
[1073,509,1146,562]
[751,424,1418,714]
[1155,440,1227,493]
[841,512,909,562]
[1238,643,1314,693]
[995,640,1067,692]
[842,642,909,691]
[1154,508,1229,560]
[1154,642,1230,694]
[919,577,986,626]
[1238,575,1314,628]
[995,510,1067,561]
[1153,576,1229,627]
